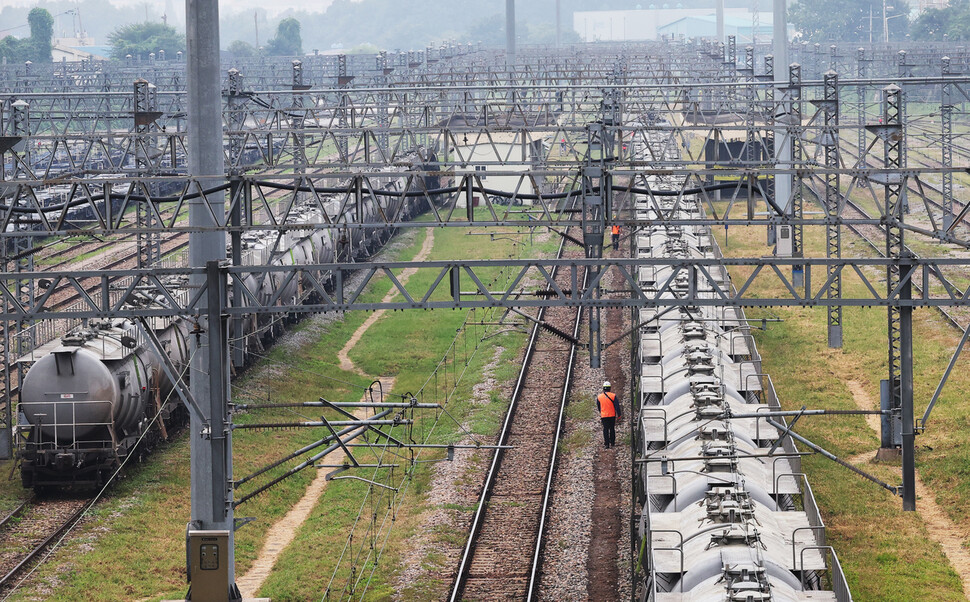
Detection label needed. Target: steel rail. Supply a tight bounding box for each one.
[839,125,970,224]
[841,200,965,331]
[6,239,191,354]
[525,249,589,601]
[0,499,30,532]
[813,138,968,331]
[799,176,967,332]
[449,233,572,602]
[0,498,94,589]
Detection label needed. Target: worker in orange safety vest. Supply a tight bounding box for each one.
[596,381,621,448]
[611,224,620,251]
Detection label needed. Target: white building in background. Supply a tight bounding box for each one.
[453,134,541,208]
[574,8,773,42]
[51,34,110,62]
[52,44,97,62]
[917,0,948,11]
[659,15,778,43]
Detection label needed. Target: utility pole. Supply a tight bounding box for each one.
[821,71,843,348]
[878,85,911,513]
[764,54,775,247]
[858,48,867,169]
[942,56,954,231]
[506,0,516,64]
[186,0,237,599]
[752,0,760,44]
[901,257,915,512]
[583,89,619,368]
[717,0,725,43]
[226,68,247,371]
[789,63,804,285]
[133,78,161,270]
[883,0,890,43]
[772,0,791,249]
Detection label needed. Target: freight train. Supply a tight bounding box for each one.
[14,155,440,489]
[631,134,852,599]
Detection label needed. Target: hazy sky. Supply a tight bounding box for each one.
[0,0,337,17]
[123,0,336,15]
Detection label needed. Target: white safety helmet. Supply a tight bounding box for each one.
[603,381,611,390]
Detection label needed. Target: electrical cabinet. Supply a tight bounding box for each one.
[776,225,792,257]
[188,530,230,601]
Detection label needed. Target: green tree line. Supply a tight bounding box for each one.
[910,0,970,41]
[107,22,185,59]
[789,0,970,43]
[0,8,53,63]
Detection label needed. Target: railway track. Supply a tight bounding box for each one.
[11,168,302,334]
[783,126,970,332]
[0,164,340,426]
[450,234,585,602]
[841,128,970,225]
[31,232,140,271]
[844,196,968,329]
[46,238,188,308]
[0,496,94,593]
[5,234,187,327]
[800,172,970,331]
[0,500,29,532]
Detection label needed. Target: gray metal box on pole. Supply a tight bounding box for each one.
[188,530,230,601]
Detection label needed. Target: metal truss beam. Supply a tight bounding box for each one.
[4,40,970,96]
[8,72,970,174]
[942,56,955,232]
[3,168,969,247]
[820,71,842,348]
[2,256,968,322]
[789,64,804,273]
[883,84,905,453]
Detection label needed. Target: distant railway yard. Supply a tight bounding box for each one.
[6,12,970,602]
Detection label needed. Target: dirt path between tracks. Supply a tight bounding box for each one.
[237,229,435,598]
[586,244,628,602]
[336,228,435,375]
[846,380,970,596]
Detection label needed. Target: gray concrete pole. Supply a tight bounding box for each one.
[773,0,792,229]
[186,1,225,277]
[506,0,516,63]
[185,0,235,596]
[773,0,788,71]
[716,0,725,43]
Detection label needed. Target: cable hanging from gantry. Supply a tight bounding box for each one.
[0,177,778,214]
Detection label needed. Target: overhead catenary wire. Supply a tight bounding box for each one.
[0,178,776,216]
[232,307,484,502]
[320,227,534,599]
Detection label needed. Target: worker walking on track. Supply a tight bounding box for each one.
[611,223,620,251]
[597,381,621,448]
